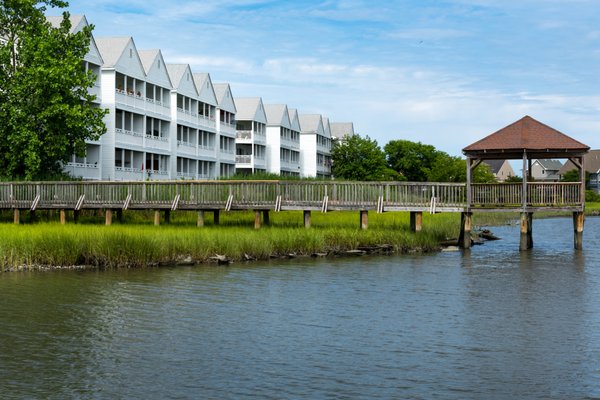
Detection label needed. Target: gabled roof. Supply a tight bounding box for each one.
[483,159,507,174]
[264,104,291,128]
[166,64,198,97]
[95,37,133,67]
[288,108,301,132]
[299,114,324,134]
[138,49,172,88]
[213,83,237,114]
[463,116,589,159]
[559,150,600,175]
[235,97,267,123]
[330,122,355,139]
[48,15,103,66]
[322,117,331,138]
[193,73,217,106]
[533,159,563,171]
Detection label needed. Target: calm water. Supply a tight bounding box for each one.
[1,218,600,399]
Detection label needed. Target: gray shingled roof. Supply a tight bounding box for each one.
[330,122,355,139]
[483,159,506,174]
[166,64,190,88]
[559,150,600,174]
[213,83,237,113]
[299,114,322,133]
[95,37,132,67]
[47,14,86,32]
[264,104,290,127]
[235,97,262,121]
[138,49,160,74]
[535,159,563,171]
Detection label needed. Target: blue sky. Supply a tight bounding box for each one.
[61,0,600,156]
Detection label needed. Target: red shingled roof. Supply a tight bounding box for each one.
[463,116,589,154]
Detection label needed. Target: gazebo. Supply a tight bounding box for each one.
[462,115,590,250]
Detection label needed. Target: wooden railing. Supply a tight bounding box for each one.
[470,182,582,208]
[0,181,583,212]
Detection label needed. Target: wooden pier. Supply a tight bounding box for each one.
[0,179,586,250]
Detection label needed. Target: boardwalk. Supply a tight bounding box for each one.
[0,180,585,250]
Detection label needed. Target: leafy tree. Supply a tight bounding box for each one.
[0,1,107,180]
[504,175,523,183]
[427,152,496,183]
[561,169,583,182]
[384,140,438,181]
[331,134,398,181]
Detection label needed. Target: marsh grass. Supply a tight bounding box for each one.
[0,210,474,270]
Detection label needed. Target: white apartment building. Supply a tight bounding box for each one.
[234,98,267,174]
[298,114,332,178]
[264,104,301,176]
[59,15,349,181]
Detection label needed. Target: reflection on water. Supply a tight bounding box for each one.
[0,218,599,399]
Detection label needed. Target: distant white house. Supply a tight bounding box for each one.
[330,122,355,141]
[234,98,267,174]
[298,114,332,178]
[213,83,237,177]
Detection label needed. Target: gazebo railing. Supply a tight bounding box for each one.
[471,182,582,208]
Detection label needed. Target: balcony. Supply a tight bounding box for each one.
[235,154,266,169]
[145,98,170,118]
[177,141,197,157]
[219,122,237,138]
[281,136,300,150]
[146,135,170,152]
[198,115,217,131]
[177,108,199,126]
[88,84,101,103]
[177,172,197,180]
[115,166,145,181]
[115,89,146,110]
[64,162,101,180]
[116,128,144,147]
[236,130,252,141]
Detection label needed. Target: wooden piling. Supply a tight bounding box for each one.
[360,210,368,230]
[105,209,113,226]
[154,210,160,226]
[573,211,584,250]
[117,210,123,223]
[60,209,66,225]
[410,211,423,232]
[213,210,220,225]
[263,210,270,226]
[520,212,533,251]
[13,209,20,225]
[304,210,311,228]
[165,210,171,224]
[73,210,80,223]
[459,212,472,249]
[254,210,261,229]
[197,211,205,227]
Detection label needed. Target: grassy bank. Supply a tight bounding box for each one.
[0,211,471,271]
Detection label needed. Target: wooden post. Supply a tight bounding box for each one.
[410,211,422,232]
[213,210,220,225]
[60,209,66,225]
[13,209,20,225]
[573,211,584,250]
[254,210,261,229]
[304,210,311,228]
[360,210,368,230]
[262,210,270,226]
[117,210,123,223]
[154,210,160,226]
[105,209,113,226]
[29,210,36,223]
[73,210,80,223]
[197,211,205,227]
[164,210,171,224]
[459,212,472,249]
[520,212,533,251]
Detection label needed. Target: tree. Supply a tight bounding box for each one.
[0,1,107,180]
[331,134,398,181]
[427,152,496,183]
[384,140,438,181]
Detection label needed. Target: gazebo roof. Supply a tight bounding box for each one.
[463,116,589,159]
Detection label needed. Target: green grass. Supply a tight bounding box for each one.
[0,210,471,271]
